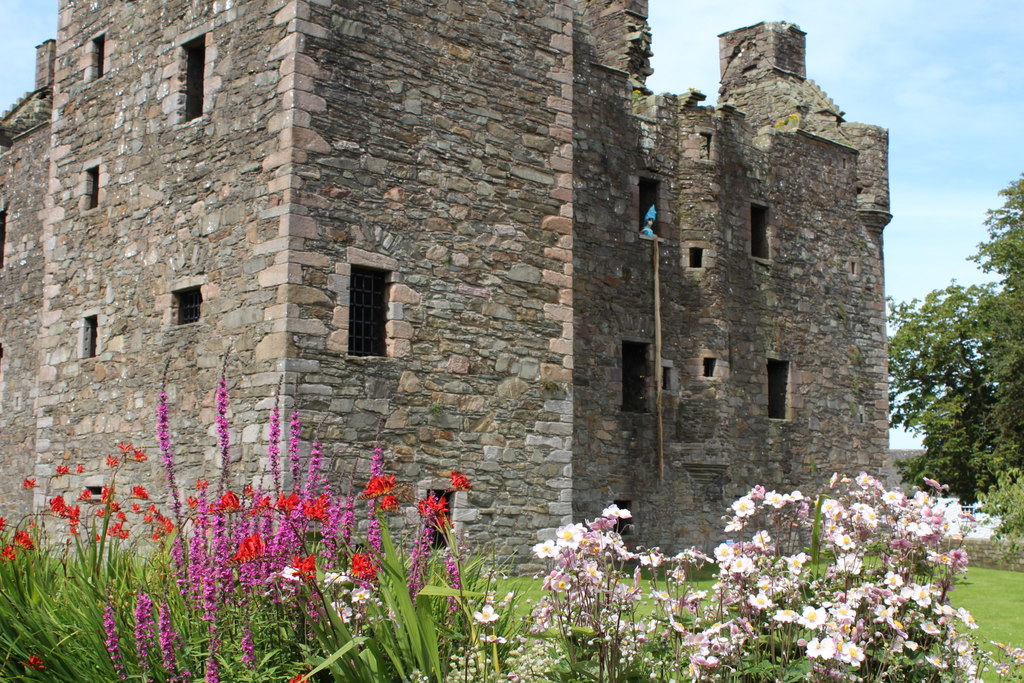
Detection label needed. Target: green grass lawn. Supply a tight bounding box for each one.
[952,566,1024,680]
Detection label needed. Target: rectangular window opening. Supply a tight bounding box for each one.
[751,204,769,259]
[702,357,717,378]
[426,489,453,549]
[621,341,649,412]
[767,359,789,419]
[184,35,206,121]
[92,34,106,78]
[613,499,633,535]
[85,166,100,210]
[638,178,659,236]
[86,485,103,499]
[175,287,203,325]
[662,365,674,393]
[689,247,704,268]
[699,132,712,160]
[0,209,7,269]
[83,315,98,358]
[348,267,387,357]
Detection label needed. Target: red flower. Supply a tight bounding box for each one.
[131,486,149,500]
[75,464,84,474]
[49,495,68,515]
[186,496,199,509]
[450,471,472,492]
[105,455,121,468]
[77,488,91,501]
[21,478,36,490]
[1,545,15,562]
[243,484,254,498]
[56,465,70,476]
[350,552,377,581]
[13,531,34,550]
[380,494,399,512]
[196,478,209,491]
[232,532,265,563]
[130,448,147,462]
[417,494,449,528]
[117,442,133,453]
[24,655,44,670]
[302,494,329,521]
[275,492,300,513]
[291,554,316,582]
[362,474,396,498]
[289,673,308,683]
[217,491,241,512]
[0,517,5,533]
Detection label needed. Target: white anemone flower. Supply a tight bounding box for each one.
[473,604,500,624]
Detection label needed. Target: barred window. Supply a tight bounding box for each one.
[348,268,387,356]
[175,287,202,325]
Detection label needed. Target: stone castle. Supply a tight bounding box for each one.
[0,0,890,557]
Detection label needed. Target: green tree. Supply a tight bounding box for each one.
[889,174,1024,503]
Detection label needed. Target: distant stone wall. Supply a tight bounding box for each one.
[955,539,1024,573]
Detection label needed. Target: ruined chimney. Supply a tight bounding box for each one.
[718,22,806,88]
[578,0,654,90]
[35,39,56,92]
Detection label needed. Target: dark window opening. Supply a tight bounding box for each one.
[85,166,100,209]
[703,357,717,378]
[92,34,106,78]
[86,485,103,498]
[175,287,203,324]
[751,204,769,259]
[613,499,632,535]
[621,341,649,412]
[849,260,858,275]
[83,315,98,358]
[426,489,453,548]
[348,268,387,356]
[184,35,206,121]
[699,133,712,160]
[662,365,673,393]
[767,359,789,419]
[0,209,6,269]
[638,178,659,235]
[689,247,704,268]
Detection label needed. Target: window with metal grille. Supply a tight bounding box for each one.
[83,315,98,358]
[348,268,387,356]
[184,35,206,121]
[175,287,202,324]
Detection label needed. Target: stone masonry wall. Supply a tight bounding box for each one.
[0,124,49,519]
[240,0,578,559]
[34,0,299,509]
[571,16,889,552]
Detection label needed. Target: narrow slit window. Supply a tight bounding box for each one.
[621,341,649,412]
[702,357,716,378]
[613,499,633,535]
[638,178,659,236]
[183,35,206,121]
[767,359,789,419]
[85,166,100,209]
[175,287,203,324]
[689,247,704,268]
[348,267,387,357]
[0,209,7,269]
[83,315,98,358]
[662,365,674,393]
[751,204,769,259]
[92,34,106,79]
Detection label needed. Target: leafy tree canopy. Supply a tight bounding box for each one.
[889,174,1024,504]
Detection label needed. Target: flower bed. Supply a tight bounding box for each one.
[1,374,1022,681]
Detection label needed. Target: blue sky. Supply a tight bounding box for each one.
[4,1,1022,448]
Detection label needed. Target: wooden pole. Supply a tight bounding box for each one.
[652,234,665,480]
